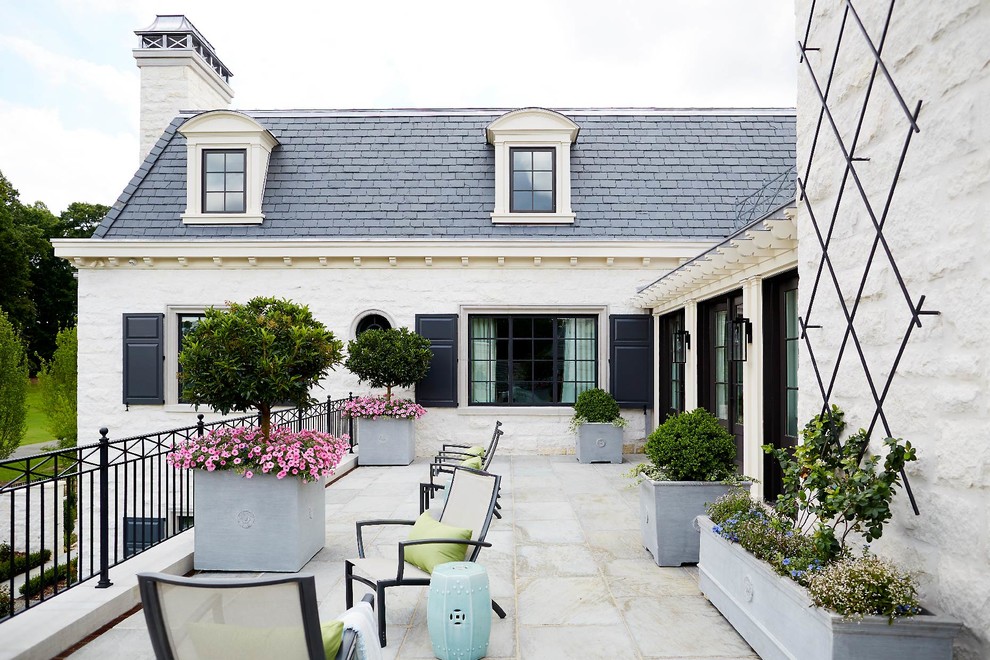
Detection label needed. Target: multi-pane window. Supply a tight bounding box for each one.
[356,314,392,335]
[669,314,685,414]
[510,148,555,213]
[177,313,206,404]
[784,288,799,437]
[469,315,596,406]
[202,150,245,213]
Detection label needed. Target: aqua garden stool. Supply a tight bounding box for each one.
[428,562,491,660]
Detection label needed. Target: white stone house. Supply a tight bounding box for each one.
[53,15,796,459]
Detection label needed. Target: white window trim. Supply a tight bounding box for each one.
[457,304,609,411]
[487,109,579,225]
[349,309,397,339]
[164,304,225,411]
[177,111,278,225]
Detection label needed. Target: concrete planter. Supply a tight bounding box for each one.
[357,417,416,466]
[697,515,960,660]
[193,469,326,572]
[576,423,623,464]
[639,480,737,566]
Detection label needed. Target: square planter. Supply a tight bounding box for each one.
[576,423,623,464]
[639,480,738,566]
[697,515,961,660]
[193,469,326,572]
[357,417,416,466]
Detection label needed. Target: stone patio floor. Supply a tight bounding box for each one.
[66,455,757,659]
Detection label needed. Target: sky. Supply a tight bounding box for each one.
[0,0,797,214]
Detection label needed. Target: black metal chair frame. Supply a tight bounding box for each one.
[419,421,503,514]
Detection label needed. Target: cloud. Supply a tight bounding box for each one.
[0,101,136,213]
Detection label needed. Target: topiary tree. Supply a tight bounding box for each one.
[0,310,28,459]
[573,388,621,423]
[38,325,77,448]
[644,408,736,481]
[178,297,344,439]
[345,327,432,402]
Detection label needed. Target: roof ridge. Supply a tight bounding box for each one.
[176,107,796,119]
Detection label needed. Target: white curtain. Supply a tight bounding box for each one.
[470,318,496,404]
[561,317,595,403]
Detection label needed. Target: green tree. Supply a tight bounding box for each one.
[59,202,107,238]
[0,173,36,339]
[178,297,345,439]
[0,310,29,458]
[345,327,432,401]
[38,325,78,447]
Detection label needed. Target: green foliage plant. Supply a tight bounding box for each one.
[178,297,344,439]
[806,552,921,623]
[644,408,736,481]
[0,548,52,581]
[763,405,916,560]
[345,327,432,402]
[0,311,29,458]
[570,388,627,431]
[19,558,78,598]
[38,326,77,447]
[0,584,9,617]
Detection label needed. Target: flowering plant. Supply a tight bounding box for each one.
[167,426,349,483]
[343,395,427,420]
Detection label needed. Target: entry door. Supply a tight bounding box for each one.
[762,271,799,502]
[699,292,744,471]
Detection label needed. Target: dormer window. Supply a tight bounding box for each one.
[510,148,555,213]
[178,110,278,225]
[203,150,245,213]
[486,108,579,225]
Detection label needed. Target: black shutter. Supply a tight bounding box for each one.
[415,314,458,407]
[123,313,164,405]
[609,314,653,408]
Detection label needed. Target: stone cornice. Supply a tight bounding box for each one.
[52,239,717,271]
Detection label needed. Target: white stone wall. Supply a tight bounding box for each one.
[796,2,990,657]
[76,264,658,455]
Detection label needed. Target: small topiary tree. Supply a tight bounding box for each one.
[38,325,77,448]
[178,297,344,439]
[0,310,28,459]
[345,327,432,402]
[572,388,621,424]
[644,408,736,481]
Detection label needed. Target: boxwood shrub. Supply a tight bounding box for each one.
[0,548,52,581]
[19,559,77,598]
[573,388,620,424]
[644,408,736,481]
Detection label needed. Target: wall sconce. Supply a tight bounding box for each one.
[729,316,752,362]
[672,329,690,365]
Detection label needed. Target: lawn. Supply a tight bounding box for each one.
[24,380,54,447]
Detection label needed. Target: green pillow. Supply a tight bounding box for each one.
[464,446,486,458]
[321,620,343,660]
[404,511,472,574]
[460,456,483,470]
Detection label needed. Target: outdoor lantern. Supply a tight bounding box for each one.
[672,329,690,365]
[729,316,752,362]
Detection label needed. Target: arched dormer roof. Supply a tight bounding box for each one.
[485,108,580,144]
[178,109,279,148]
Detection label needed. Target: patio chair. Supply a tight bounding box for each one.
[345,466,506,647]
[434,420,502,461]
[137,572,376,660]
[419,422,503,514]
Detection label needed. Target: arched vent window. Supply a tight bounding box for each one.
[356,314,392,335]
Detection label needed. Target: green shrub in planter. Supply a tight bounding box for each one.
[19,558,77,598]
[645,408,736,481]
[345,327,432,401]
[572,388,621,425]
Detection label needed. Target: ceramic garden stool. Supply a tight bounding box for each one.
[427,562,491,660]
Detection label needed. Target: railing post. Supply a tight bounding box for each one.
[296,406,303,432]
[348,391,355,453]
[326,394,332,434]
[96,428,112,589]
[196,414,205,437]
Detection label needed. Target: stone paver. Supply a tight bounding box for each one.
[67,455,756,659]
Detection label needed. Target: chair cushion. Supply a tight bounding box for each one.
[321,620,343,659]
[464,446,486,458]
[460,456,483,469]
[404,511,472,574]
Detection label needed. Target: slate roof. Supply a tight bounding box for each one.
[93,109,795,241]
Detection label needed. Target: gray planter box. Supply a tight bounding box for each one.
[697,515,961,660]
[639,480,737,566]
[576,423,623,464]
[357,417,415,466]
[193,469,326,572]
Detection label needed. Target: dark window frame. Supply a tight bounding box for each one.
[468,313,597,407]
[762,270,800,502]
[698,292,744,471]
[356,314,392,335]
[658,310,686,420]
[201,148,246,214]
[509,147,556,213]
[176,312,207,404]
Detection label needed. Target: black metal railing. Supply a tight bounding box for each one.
[0,395,356,621]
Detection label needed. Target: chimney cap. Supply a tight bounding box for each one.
[135,14,232,82]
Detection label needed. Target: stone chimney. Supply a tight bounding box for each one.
[133,15,234,161]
